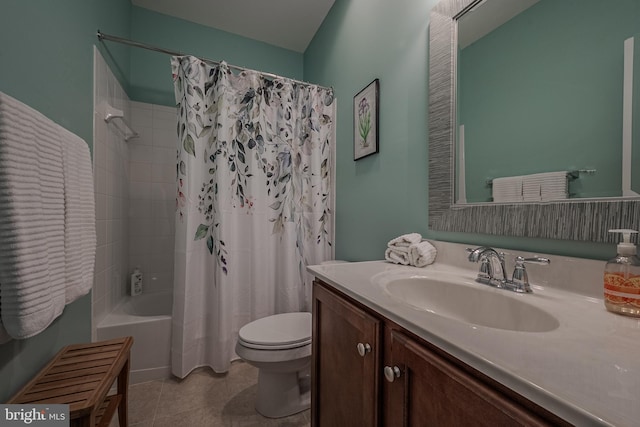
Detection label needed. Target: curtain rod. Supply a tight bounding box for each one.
[96,30,331,91]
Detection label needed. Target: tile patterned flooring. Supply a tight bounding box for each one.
[113,361,310,427]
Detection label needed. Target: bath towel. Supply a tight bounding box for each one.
[409,241,437,267]
[60,126,96,303]
[0,92,95,340]
[0,92,67,339]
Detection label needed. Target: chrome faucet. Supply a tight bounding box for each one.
[467,247,550,293]
[466,247,507,288]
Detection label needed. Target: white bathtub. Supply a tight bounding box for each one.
[97,291,173,384]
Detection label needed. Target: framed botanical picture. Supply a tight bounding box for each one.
[353,79,379,160]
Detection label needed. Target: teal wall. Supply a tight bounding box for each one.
[0,0,131,402]
[460,0,640,202]
[305,0,435,261]
[128,6,304,107]
[305,0,614,261]
[0,0,131,141]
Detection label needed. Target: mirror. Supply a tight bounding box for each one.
[456,0,640,203]
[428,0,640,242]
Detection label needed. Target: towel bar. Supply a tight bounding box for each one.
[486,169,596,186]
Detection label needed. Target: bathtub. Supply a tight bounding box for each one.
[97,291,173,384]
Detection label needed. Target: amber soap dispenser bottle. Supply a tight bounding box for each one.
[604,229,640,317]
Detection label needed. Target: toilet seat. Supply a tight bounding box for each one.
[238,312,311,351]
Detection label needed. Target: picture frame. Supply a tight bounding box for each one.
[353,79,379,160]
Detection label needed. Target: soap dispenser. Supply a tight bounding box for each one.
[604,229,640,317]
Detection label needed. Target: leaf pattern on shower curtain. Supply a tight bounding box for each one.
[172,56,335,277]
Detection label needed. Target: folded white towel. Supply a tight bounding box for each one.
[409,241,437,267]
[388,233,422,248]
[0,92,67,339]
[385,247,411,265]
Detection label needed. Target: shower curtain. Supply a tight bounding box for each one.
[171,56,336,377]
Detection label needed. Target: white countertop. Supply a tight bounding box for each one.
[308,242,640,427]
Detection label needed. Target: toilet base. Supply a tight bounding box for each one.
[255,368,310,418]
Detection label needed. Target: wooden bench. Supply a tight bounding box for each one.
[9,336,133,427]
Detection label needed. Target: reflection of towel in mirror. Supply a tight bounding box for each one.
[385,247,410,265]
[492,176,524,203]
[387,233,422,248]
[409,241,437,267]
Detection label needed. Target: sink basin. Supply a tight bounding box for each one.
[382,276,559,332]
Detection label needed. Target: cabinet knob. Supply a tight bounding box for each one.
[384,365,402,382]
[356,342,372,357]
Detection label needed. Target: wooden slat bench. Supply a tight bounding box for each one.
[9,336,133,427]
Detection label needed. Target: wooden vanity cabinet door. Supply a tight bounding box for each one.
[387,329,558,427]
[312,281,381,427]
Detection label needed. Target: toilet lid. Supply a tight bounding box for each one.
[238,312,311,350]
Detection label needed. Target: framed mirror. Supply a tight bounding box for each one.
[428,0,640,242]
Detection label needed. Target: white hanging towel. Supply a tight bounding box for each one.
[0,92,95,340]
[60,126,96,304]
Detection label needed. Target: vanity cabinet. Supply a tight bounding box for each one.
[312,279,570,427]
[311,281,381,427]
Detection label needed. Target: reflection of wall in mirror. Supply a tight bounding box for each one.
[458,0,640,203]
[633,33,640,195]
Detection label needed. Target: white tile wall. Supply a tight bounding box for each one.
[92,51,177,339]
[129,101,177,295]
[92,48,131,332]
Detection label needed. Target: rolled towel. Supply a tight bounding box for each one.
[409,241,437,267]
[388,233,422,248]
[385,247,410,265]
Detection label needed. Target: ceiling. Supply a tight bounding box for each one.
[131,0,336,53]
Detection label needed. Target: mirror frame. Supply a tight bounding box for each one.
[428,0,640,242]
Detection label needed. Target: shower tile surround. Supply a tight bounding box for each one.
[128,101,177,296]
[92,48,177,339]
[92,48,131,332]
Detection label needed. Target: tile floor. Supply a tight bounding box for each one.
[112,361,310,427]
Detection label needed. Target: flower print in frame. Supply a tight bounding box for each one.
[353,79,379,160]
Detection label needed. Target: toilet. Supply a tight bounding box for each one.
[235,312,312,418]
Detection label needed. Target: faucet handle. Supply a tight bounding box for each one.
[515,256,551,266]
[511,256,550,293]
